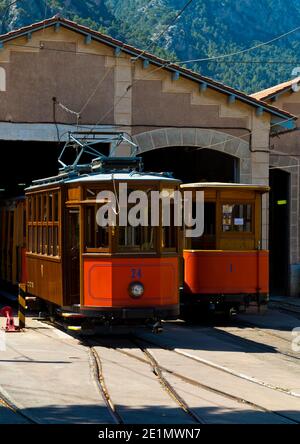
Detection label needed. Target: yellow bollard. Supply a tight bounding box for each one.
[18,283,27,329]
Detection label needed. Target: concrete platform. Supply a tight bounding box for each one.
[0,317,114,424]
[269,296,300,314]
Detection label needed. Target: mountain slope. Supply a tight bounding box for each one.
[0,0,299,93]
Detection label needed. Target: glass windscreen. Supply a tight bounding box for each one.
[185,202,216,250]
[85,205,109,250]
[222,203,252,232]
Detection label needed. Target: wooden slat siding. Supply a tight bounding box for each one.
[26,188,64,305]
[12,204,18,284]
[26,255,63,305]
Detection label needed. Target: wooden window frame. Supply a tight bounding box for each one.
[26,188,61,258]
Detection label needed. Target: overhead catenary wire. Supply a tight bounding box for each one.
[176,25,300,65]
[132,0,194,62]
[78,66,114,115]
[51,0,191,125]
[2,6,299,153]
[2,1,300,69]
[85,1,194,133]
[7,41,300,67]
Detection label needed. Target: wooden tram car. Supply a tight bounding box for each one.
[0,197,26,288]
[181,182,269,314]
[24,159,180,324]
[0,131,271,323]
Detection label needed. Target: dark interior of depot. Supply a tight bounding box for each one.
[0,141,290,296]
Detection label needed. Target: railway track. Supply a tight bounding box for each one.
[0,390,39,424]
[160,323,300,397]
[91,336,298,424]
[19,318,300,424]
[89,339,205,424]
[89,345,124,424]
[126,336,300,424]
[131,338,205,424]
[132,332,300,410]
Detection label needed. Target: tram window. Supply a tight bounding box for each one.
[53,226,58,256]
[48,226,53,255]
[31,196,35,221]
[186,202,216,250]
[42,226,47,254]
[54,193,59,221]
[42,195,47,221]
[222,204,252,232]
[118,226,155,251]
[28,197,32,222]
[162,226,176,250]
[36,195,41,221]
[32,226,36,253]
[37,226,41,254]
[118,201,156,252]
[27,191,60,257]
[162,202,177,250]
[48,194,53,221]
[28,227,33,252]
[85,205,109,250]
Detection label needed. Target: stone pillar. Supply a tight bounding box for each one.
[250,114,270,250]
[113,56,133,157]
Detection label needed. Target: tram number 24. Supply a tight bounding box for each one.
[131,268,142,280]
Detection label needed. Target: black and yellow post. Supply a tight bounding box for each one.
[18,283,27,329]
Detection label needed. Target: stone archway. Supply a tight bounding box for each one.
[270,153,300,296]
[270,153,299,264]
[133,128,251,182]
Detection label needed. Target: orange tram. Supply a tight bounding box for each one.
[0,133,181,329]
[0,134,270,324]
[181,182,269,315]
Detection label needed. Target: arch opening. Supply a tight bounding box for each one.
[140,147,239,183]
[269,168,290,296]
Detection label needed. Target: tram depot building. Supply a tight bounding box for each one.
[0,15,299,298]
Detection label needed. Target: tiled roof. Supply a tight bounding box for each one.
[252,77,300,101]
[0,14,296,123]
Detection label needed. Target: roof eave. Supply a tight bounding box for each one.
[0,16,296,124]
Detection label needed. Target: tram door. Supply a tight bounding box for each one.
[66,208,80,305]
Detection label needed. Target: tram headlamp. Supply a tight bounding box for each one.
[128,281,144,298]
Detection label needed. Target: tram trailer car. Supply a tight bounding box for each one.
[22,164,180,324]
[181,183,269,315]
[0,198,26,288]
